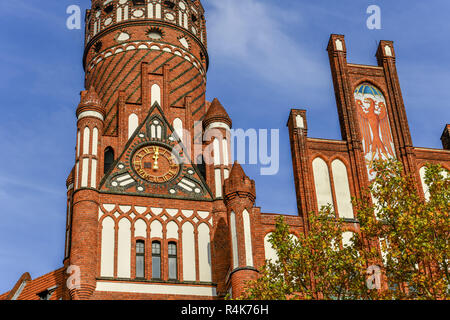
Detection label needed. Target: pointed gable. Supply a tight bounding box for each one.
[99,102,213,201]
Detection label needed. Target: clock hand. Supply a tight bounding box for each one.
[153,147,160,170]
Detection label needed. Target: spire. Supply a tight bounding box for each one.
[203,98,232,129]
[76,86,105,119]
[224,161,256,202]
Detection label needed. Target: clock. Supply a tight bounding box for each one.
[132,145,180,183]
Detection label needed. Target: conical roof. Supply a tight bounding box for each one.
[203,98,232,128]
[224,161,256,201]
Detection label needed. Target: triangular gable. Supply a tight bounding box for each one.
[99,102,213,201]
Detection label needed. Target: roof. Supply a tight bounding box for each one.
[203,98,232,128]
[0,267,66,300]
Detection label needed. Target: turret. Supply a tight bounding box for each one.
[203,98,232,199]
[68,86,105,300]
[223,162,257,298]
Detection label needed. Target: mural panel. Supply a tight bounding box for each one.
[354,83,396,180]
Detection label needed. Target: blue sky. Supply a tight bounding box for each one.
[0,0,449,293]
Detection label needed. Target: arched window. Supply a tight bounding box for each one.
[168,242,178,280]
[152,241,161,279]
[104,147,114,174]
[136,240,145,279]
[196,155,206,180]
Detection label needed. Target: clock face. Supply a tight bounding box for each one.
[132,145,180,183]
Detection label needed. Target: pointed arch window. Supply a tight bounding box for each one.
[136,240,145,279]
[152,241,161,280]
[168,242,178,280]
[104,147,115,174]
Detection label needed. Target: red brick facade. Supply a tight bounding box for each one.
[1,1,449,301]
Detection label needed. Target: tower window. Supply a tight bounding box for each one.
[152,241,161,280]
[132,0,146,5]
[136,241,145,279]
[104,4,114,15]
[37,286,57,300]
[94,41,102,53]
[191,14,198,23]
[147,28,163,40]
[164,1,175,9]
[168,242,178,280]
[104,147,115,174]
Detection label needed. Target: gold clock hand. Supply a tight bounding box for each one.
[153,147,160,170]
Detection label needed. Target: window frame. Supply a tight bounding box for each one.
[168,242,178,281]
[151,241,162,280]
[135,240,146,279]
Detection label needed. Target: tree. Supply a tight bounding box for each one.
[239,160,449,300]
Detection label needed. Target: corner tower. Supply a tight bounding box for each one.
[64,0,222,300]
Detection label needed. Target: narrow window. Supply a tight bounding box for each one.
[152,241,161,279]
[104,147,114,174]
[136,241,145,279]
[168,242,178,280]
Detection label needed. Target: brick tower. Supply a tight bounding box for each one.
[64,0,225,300]
[1,4,448,302]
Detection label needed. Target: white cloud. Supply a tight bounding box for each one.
[206,0,327,87]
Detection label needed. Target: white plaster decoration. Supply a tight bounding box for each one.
[151,84,161,106]
[103,204,115,212]
[182,210,194,218]
[198,211,209,219]
[166,221,179,239]
[230,211,239,270]
[166,209,179,217]
[151,207,163,215]
[198,223,212,282]
[135,206,147,214]
[134,219,147,238]
[117,218,131,278]
[81,158,89,188]
[83,127,90,155]
[150,220,163,238]
[243,210,254,267]
[95,282,217,297]
[78,111,104,121]
[119,205,132,213]
[264,233,278,262]
[90,159,97,188]
[331,160,354,219]
[100,217,115,277]
[182,222,196,281]
[312,157,334,210]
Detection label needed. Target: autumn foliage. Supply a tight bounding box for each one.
[238,160,449,300]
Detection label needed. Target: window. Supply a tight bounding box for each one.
[94,41,102,53]
[168,242,178,280]
[136,241,145,279]
[164,1,175,9]
[37,286,57,300]
[104,147,114,174]
[104,4,114,14]
[152,241,161,279]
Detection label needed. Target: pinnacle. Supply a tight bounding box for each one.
[229,161,246,181]
[203,98,232,128]
[76,86,105,118]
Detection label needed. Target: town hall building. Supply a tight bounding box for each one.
[1,0,449,300]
